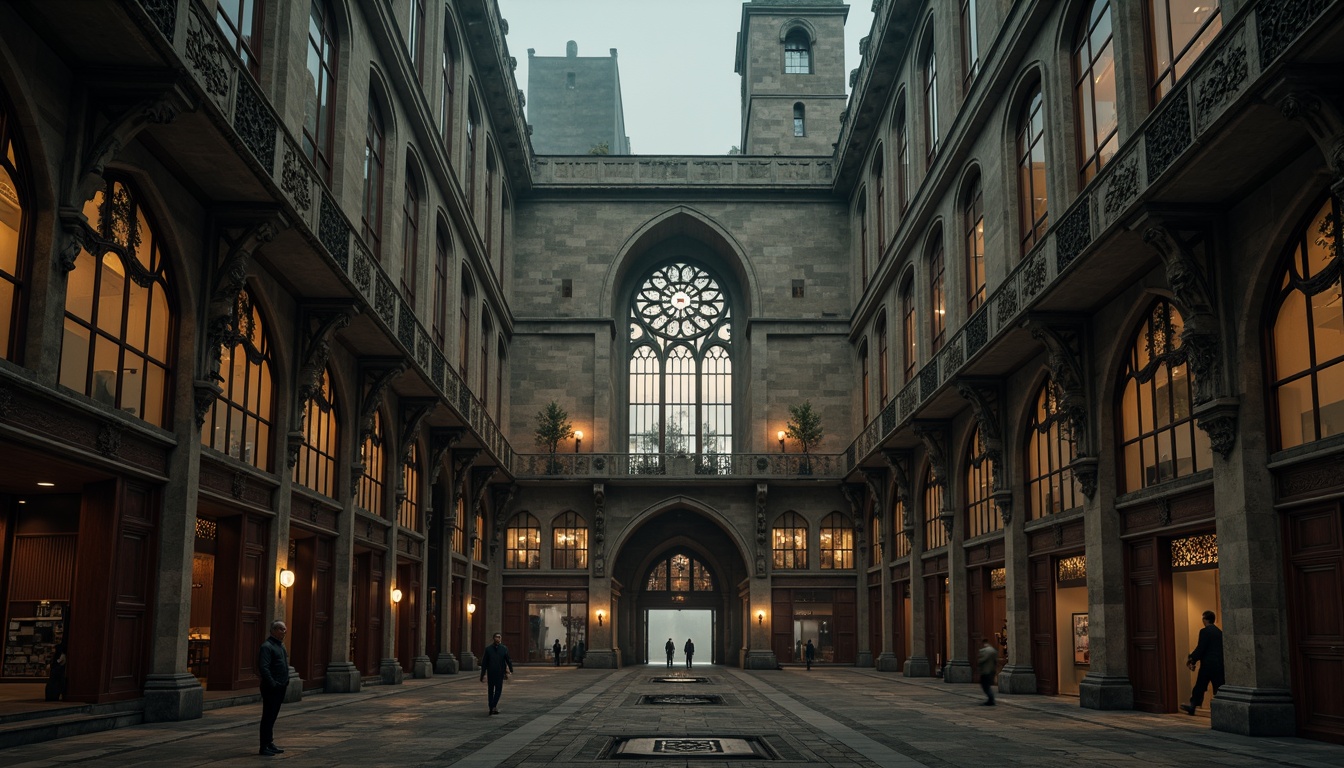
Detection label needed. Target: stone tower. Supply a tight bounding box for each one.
[527,41,631,155]
[735,0,849,155]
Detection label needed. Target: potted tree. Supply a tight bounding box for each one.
[534,401,574,475]
[785,400,825,475]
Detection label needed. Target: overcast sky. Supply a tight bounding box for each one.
[497,0,875,155]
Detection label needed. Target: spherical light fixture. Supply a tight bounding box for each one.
[279,569,296,589]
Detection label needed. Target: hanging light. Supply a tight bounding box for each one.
[279,569,296,589]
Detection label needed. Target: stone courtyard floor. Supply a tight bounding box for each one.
[3,665,1342,767]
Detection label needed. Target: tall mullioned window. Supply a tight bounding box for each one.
[960,0,979,87]
[923,43,940,160]
[1017,83,1048,254]
[646,552,715,592]
[901,280,917,382]
[870,512,883,567]
[820,512,854,569]
[399,442,420,530]
[1075,0,1117,184]
[929,243,946,352]
[505,513,541,569]
[878,311,890,407]
[362,97,386,260]
[923,466,946,550]
[552,511,588,570]
[0,95,28,363]
[628,262,732,456]
[303,0,337,184]
[793,103,806,137]
[965,426,1000,538]
[773,512,808,569]
[294,368,338,498]
[203,287,274,470]
[440,26,457,150]
[215,0,263,80]
[1026,379,1082,519]
[1148,0,1220,103]
[784,29,811,74]
[358,410,386,517]
[964,174,986,313]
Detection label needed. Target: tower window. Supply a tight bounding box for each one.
[794,103,806,137]
[784,29,811,74]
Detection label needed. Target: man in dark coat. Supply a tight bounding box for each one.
[665,638,675,668]
[805,639,816,670]
[480,632,514,715]
[552,638,562,666]
[684,638,695,668]
[1180,610,1225,715]
[257,620,289,756]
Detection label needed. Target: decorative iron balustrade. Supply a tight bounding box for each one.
[514,453,845,479]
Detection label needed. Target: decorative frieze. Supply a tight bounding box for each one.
[184,8,230,108]
[1102,157,1140,218]
[1055,198,1092,273]
[1276,452,1344,499]
[280,142,313,213]
[966,311,987,354]
[1257,0,1331,67]
[232,78,276,169]
[1195,38,1249,133]
[1023,254,1047,299]
[376,274,397,326]
[1145,88,1192,181]
[919,367,938,401]
[318,193,349,270]
[996,285,1018,325]
[137,0,177,38]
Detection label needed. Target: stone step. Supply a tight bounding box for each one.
[0,708,143,749]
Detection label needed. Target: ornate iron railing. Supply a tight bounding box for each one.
[513,452,846,479]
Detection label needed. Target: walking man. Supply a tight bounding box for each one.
[257,620,289,756]
[552,638,562,666]
[1180,610,1224,715]
[804,639,815,670]
[684,638,695,668]
[977,637,997,705]
[665,638,675,668]
[480,632,514,715]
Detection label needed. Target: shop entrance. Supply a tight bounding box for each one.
[501,588,588,664]
[646,609,712,666]
[1284,503,1344,743]
[1030,553,1088,695]
[190,505,269,691]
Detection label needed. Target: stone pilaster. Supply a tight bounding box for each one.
[998,485,1036,694]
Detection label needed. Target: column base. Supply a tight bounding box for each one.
[943,659,973,683]
[284,666,303,703]
[997,664,1038,695]
[458,652,477,672]
[856,651,873,668]
[435,652,459,674]
[141,673,203,723]
[582,650,618,669]
[1079,673,1134,710]
[743,650,778,670]
[904,655,931,677]
[412,655,433,679]
[324,662,361,693]
[1210,685,1296,737]
[379,659,404,685]
[875,652,902,672]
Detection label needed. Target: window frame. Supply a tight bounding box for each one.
[820,512,855,569]
[1016,83,1048,255]
[294,367,339,499]
[358,409,387,518]
[303,0,338,184]
[964,175,986,313]
[552,511,589,570]
[923,465,947,550]
[203,286,274,470]
[964,425,1000,538]
[784,28,812,75]
[772,511,809,569]
[1074,0,1118,184]
[215,0,264,81]
[362,96,387,260]
[505,512,541,569]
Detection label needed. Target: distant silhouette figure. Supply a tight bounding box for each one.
[552,638,562,666]
[665,638,675,668]
[805,639,815,670]
[684,638,695,668]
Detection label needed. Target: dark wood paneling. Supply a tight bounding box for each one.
[1028,518,1086,555]
[1277,453,1344,503]
[1120,488,1215,537]
[1126,538,1173,712]
[9,534,76,600]
[772,589,793,663]
[835,589,856,663]
[924,574,945,675]
[1284,504,1344,743]
[1029,557,1057,694]
[868,585,882,661]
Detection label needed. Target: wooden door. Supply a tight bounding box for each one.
[1127,538,1172,712]
[868,585,883,662]
[967,567,984,663]
[1284,505,1344,743]
[396,563,419,671]
[835,589,856,662]
[924,574,945,674]
[501,588,525,657]
[1029,557,1056,694]
[893,581,908,668]
[772,589,794,663]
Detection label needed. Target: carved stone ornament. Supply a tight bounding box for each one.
[1056,198,1093,273]
[192,378,222,428]
[1196,43,1247,130]
[593,482,606,577]
[881,449,913,522]
[1145,88,1192,181]
[286,430,304,470]
[138,0,178,38]
[912,423,948,489]
[1258,1,1332,66]
[488,484,518,561]
[428,428,465,483]
[1196,398,1240,459]
[358,362,408,442]
[997,286,1018,325]
[1158,498,1172,527]
[1028,322,1091,459]
[293,307,355,439]
[0,386,11,418]
[73,88,189,210]
[96,421,123,458]
[956,381,1004,490]
[185,8,230,104]
[231,471,245,500]
[993,489,1014,526]
[1070,456,1099,500]
[1143,222,1224,408]
[1023,255,1047,298]
[450,448,481,505]
[232,78,277,168]
[281,143,313,212]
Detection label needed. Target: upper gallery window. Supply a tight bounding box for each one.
[877,311,890,407]
[872,150,886,253]
[929,242,946,352]
[1074,0,1118,184]
[215,0,263,80]
[819,512,855,569]
[965,425,1000,538]
[1268,195,1344,450]
[870,512,883,567]
[963,174,986,313]
[433,225,450,348]
[1149,0,1221,103]
[466,97,480,205]
[901,279,917,382]
[858,190,868,281]
[960,0,980,88]
[923,465,947,549]
[784,28,812,74]
[1016,83,1048,255]
[1026,378,1082,519]
[895,102,910,214]
[646,552,715,591]
[294,368,339,498]
[441,27,457,150]
[860,339,870,424]
[923,42,940,161]
[505,513,541,569]
[303,0,338,184]
[361,96,387,260]
[0,94,27,363]
[459,270,473,376]
[203,287,274,470]
[358,410,386,517]
[628,262,732,457]
[772,512,808,569]
[62,176,173,428]
[892,495,911,558]
[552,511,589,570]
[401,164,421,305]
[794,103,806,137]
[407,0,425,79]
[399,441,421,530]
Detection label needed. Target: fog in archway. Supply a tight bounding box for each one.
[647,609,712,666]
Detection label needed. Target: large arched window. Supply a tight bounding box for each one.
[872,149,886,253]
[1118,299,1211,492]
[964,173,986,312]
[399,441,420,530]
[552,511,588,569]
[894,98,910,214]
[923,465,946,549]
[459,269,473,375]
[1016,82,1048,255]
[1074,0,1117,185]
[303,0,338,184]
[1026,378,1082,519]
[793,103,806,137]
[922,34,940,161]
[407,0,425,78]
[965,425,1000,537]
[870,511,883,567]
[295,368,338,498]
[505,512,540,569]
[628,261,732,455]
[1148,0,1220,103]
[358,410,386,517]
[401,160,421,305]
[203,287,273,469]
[215,0,263,80]
[646,551,715,592]
[440,21,457,150]
[877,310,890,407]
[893,496,911,558]
[901,278,917,383]
[929,240,946,352]
[773,511,808,569]
[860,338,870,424]
[784,28,811,74]
[820,512,854,569]
[433,224,450,348]
[0,96,28,363]
[362,95,387,260]
[466,96,480,205]
[61,176,173,428]
[1268,195,1344,450]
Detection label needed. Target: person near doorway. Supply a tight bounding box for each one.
[665,638,675,668]
[552,638,562,666]
[805,639,816,670]
[45,640,68,702]
[574,639,586,667]
[977,637,997,706]
[257,620,289,756]
[1180,610,1224,715]
[684,638,695,668]
[480,632,514,715]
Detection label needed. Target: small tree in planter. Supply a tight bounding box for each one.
[785,401,825,474]
[534,401,574,474]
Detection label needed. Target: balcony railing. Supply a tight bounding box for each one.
[513,452,846,479]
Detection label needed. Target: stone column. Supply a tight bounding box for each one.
[904,520,930,677]
[1079,431,1132,709]
[583,578,618,669]
[432,470,458,674]
[379,492,403,685]
[743,574,777,669]
[874,471,898,670]
[997,489,1036,694]
[324,484,360,692]
[944,513,972,684]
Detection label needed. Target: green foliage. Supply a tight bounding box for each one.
[785,400,825,453]
[533,401,574,454]
[588,141,610,155]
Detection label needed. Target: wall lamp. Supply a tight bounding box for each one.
[279,569,296,589]
[777,431,786,453]
[574,430,583,453]
[596,609,605,627]
[391,587,403,604]
[757,610,765,626]
[467,601,476,615]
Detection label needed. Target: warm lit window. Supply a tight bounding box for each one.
[784,28,811,74]
[1017,84,1048,255]
[793,103,806,137]
[1269,195,1344,450]
[303,0,337,184]
[901,280,917,383]
[964,175,986,313]
[1026,379,1082,519]
[872,150,886,252]
[505,512,540,568]
[960,0,979,88]
[1148,0,1221,103]
[358,410,386,517]
[1075,0,1118,184]
[61,176,173,428]
[407,0,425,79]
[892,496,911,558]
[923,43,940,161]
[401,168,420,305]
[877,312,890,407]
[628,262,733,457]
[294,368,338,498]
[820,512,854,569]
[646,552,715,591]
[1118,299,1211,492]
[0,99,27,363]
[215,0,262,80]
[772,511,808,569]
[473,507,484,561]
[433,226,450,348]
[362,97,386,259]
[895,104,910,214]
[203,287,273,470]
[459,271,472,376]
[870,512,883,567]
[452,496,465,553]
[923,465,946,549]
[441,26,457,150]
[495,338,505,424]
[552,511,588,569]
[399,442,420,530]
[860,339,870,424]
[929,243,946,352]
[965,425,1000,538]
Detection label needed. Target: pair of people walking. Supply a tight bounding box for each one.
[665,638,695,667]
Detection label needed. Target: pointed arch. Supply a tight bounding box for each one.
[819,511,854,569]
[504,511,541,569]
[1024,374,1082,519]
[773,510,808,569]
[295,366,339,498]
[358,407,387,517]
[202,283,275,470]
[552,510,588,569]
[921,462,946,549]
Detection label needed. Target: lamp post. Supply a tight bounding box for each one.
[574,430,583,453]
[777,430,786,453]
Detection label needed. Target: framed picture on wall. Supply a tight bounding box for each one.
[1072,612,1090,664]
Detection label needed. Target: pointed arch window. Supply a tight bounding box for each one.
[964,174,986,313]
[295,368,338,498]
[877,311,890,407]
[505,512,540,569]
[872,149,886,251]
[923,466,946,549]
[358,410,386,517]
[929,242,946,352]
[1074,0,1117,184]
[203,287,274,469]
[433,225,450,348]
[895,102,910,214]
[627,262,733,457]
[784,28,811,74]
[215,0,263,80]
[61,176,174,428]
[1026,379,1082,519]
[1118,299,1211,492]
[892,495,911,559]
[1017,83,1048,254]
[793,103,806,137]
[965,425,1000,538]
[901,279,917,383]
[1268,195,1344,450]
[362,97,387,260]
[820,512,854,569]
[407,0,425,79]
[1148,0,1220,103]
[870,511,883,567]
[303,0,338,184]
[440,24,457,149]
[399,441,421,530]
[552,511,588,569]
[923,42,940,161]
[401,164,421,306]
[772,511,808,569]
[0,97,28,363]
[646,552,715,592]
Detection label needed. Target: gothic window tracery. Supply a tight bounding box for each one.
[399,441,420,530]
[965,425,999,537]
[552,511,588,570]
[358,410,386,517]
[1026,378,1082,518]
[645,551,715,592]
[1074,0,1117,184]
[295,368,338,498]
[923,465,946,549]
[505,512,540,569]
[784,28,811,74]
[203,287,274,469]
[820,512,854,569]
[773,511,808,569]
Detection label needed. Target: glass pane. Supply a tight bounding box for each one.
[97,254,126,337]
[66,250,96,322]
[1273,289,1310,378]
[1277,375,1313,448]
[59,319,90,392]
[1318,362,1344,439]
[1311,282,1344,365]
[91,334,120,408]
[1124,439,1143,492]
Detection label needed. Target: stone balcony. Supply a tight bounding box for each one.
[512,452,846,480]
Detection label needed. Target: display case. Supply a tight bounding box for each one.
[3,601,67,679]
